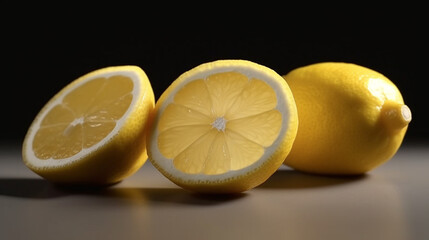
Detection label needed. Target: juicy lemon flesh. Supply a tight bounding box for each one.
[157,71,282,175]
[33,75,133,160]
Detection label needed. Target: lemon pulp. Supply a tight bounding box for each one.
[157,71,282,175]
[33,75,134,160]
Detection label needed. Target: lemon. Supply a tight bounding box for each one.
[282,62,412,175]
[22,66,155,185]
[146,59,298,193]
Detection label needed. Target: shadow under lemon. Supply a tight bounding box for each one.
[0,177,246,206]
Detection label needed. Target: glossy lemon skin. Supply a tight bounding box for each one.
[283,62,411,175]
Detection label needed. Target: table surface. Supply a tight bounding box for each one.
[1,143,428,240]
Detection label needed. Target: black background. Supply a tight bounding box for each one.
[2,6,428,146]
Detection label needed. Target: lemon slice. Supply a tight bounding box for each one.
[22,66,155,185]
[147,59,298,193]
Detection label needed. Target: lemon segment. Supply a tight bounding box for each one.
[22,66,155,185]
[147,59,298,193]
[227,110,282,146]
[204,72,249,117]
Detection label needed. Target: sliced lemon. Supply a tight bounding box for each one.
[146,59,298,193]
[22,66,155,185]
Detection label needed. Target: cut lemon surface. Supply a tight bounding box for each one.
[146,59,298,193]
[22,66,155,185]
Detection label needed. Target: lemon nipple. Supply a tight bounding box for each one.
[401,105,412,123]
[381,103,412,131]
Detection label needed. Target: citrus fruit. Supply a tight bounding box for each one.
[22,65,155,185]
[282,62,412,175]
[146,59,298,193]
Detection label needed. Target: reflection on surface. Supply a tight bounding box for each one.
[0,167,411,240]
[257,170,409,240]
[258,169,367,189]
[2,144,428,239]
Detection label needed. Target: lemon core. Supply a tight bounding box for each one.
[212,117,227,131]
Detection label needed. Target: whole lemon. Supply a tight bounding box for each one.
[283,62,412,175]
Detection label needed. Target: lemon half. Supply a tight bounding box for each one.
[147,59,298,193]
[22,66,155,185]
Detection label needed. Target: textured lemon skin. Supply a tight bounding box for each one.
[147,59,298,193]
[22,66,155,185]
[283,62,410,175]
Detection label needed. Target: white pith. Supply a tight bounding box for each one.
[150,61,292,182]
[211,117,227,132]
[24,69,142,168]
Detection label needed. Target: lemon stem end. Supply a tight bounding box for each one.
[381,103,412,131]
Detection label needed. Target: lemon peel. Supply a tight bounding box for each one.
[283,62,411,175]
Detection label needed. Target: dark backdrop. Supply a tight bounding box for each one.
[2,9,427,146]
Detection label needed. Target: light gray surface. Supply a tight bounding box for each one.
[1,144,428,240]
